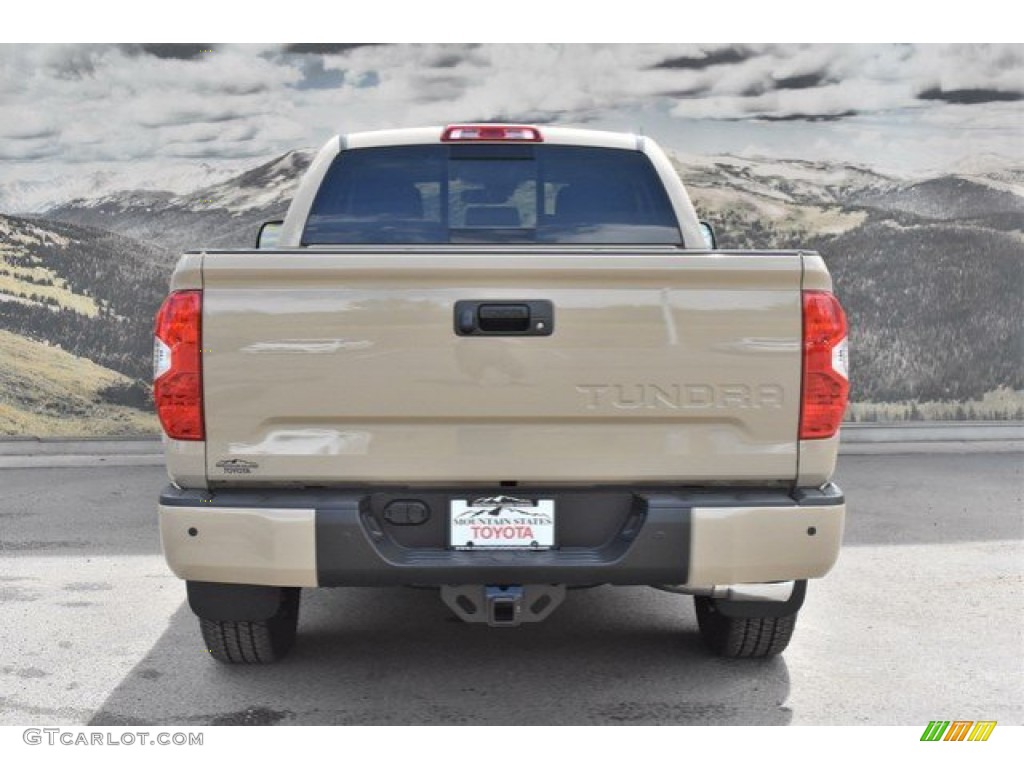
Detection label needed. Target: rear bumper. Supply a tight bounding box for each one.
[158,484,844,588]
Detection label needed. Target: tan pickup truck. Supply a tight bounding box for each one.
[154,124,849,663]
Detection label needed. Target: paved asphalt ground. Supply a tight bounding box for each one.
[1,449,1021,726]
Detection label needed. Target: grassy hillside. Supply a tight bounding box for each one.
[0,215,168,436]
[0,329,157,436]
[0,214,169,383]
[811,219,1024,403]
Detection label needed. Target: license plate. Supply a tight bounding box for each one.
[450,496,555,550]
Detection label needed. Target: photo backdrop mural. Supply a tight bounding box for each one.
[1,44,1021,435]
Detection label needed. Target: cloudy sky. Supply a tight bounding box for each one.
[1,43,1021,195]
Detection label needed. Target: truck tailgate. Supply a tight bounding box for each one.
[200,249,803,485]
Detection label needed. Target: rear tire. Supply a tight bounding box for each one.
[200,587,300,664]
[694,596,797,658]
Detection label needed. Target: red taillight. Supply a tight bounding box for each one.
[153,290,204,441]
[800,290,849,440]
[441,124,543,142]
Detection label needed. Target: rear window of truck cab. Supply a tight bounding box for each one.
[302,144,682,245]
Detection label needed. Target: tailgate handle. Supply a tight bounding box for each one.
[479,304,529,332]
[454,300,554,336]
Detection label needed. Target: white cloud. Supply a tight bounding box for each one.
[0,43,1020,190]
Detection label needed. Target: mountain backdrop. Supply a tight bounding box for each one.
[1,148,1021,435]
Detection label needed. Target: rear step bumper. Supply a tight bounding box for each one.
[158,484,844,588]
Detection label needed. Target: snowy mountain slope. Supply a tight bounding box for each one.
[670,152,1023,249]
[45,150,315,254]
[850,177,1024,223]
[671,152,900,206]
[0,161,242,215]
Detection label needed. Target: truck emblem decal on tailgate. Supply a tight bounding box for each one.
[215,459,259,475]
[576,383,784,410]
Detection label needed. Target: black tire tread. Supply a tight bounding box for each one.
[199,588,300,664]
[694,596,797,659]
